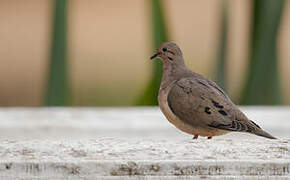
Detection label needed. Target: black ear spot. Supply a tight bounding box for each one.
[162,47,167,52]
[211,100,224,109]
[218,110,227,116]
[204,107,211,114]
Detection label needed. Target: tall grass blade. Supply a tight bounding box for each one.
[136,0,169,105]
[240,0,285,105]
[45,0,69,106]
[215,0,228,91]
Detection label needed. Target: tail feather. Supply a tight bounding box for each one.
[253,128,277,139]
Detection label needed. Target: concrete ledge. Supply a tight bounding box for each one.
[0,138,289,179]
[0,107,289,140]
[0,107,289,179]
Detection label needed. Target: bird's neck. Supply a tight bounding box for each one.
[160,61,191,90]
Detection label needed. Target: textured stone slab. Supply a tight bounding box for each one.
[0,107,289,140]
[0,138,289,179]
[0,107,289,179]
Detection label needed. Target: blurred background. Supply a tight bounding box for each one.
[0,0,289,107]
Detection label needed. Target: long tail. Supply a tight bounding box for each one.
[253,128,277,139]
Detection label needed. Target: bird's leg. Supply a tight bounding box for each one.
[207,136,212,139]
[193,134,199,140]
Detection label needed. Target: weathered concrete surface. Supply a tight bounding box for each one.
[0,107,289,140]
[0,138,289,179]
[0,107,289,179]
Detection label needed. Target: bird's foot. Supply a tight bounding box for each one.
[193,134,199,140]
[207,136,212,139]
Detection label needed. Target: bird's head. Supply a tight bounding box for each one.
[150,42,183,63]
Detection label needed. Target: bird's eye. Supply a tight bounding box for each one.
[162,47,167,52]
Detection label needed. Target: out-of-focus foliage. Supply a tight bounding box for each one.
[45,0,70,106]
[29,0,287,106]
[215,0,228,92]
[138,0,285,106]
[240,0,285,105]
[136,0,169,105]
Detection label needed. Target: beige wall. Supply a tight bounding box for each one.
[0,0,289,106]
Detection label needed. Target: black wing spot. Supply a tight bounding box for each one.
[218,110,227,116]
[204,107,211,114]
[211,100,224,109]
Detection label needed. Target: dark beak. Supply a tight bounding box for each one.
[150,52,160,60]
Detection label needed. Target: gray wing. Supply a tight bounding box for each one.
[167,77,261,133]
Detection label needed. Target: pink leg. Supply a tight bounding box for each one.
[193,134,199,140]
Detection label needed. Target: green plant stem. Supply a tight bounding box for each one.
[240,0,285,105]
[136,0,169,105]
[45,0,70,106]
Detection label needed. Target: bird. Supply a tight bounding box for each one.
[150,42,276,140]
